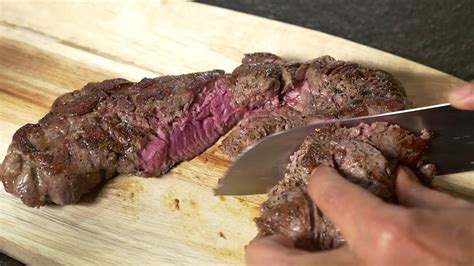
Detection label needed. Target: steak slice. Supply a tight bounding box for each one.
[1,68,283,207]
[220,107,304,156]
[255,122,434,251]
[220,54,411,158]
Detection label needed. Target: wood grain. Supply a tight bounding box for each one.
[0,1,472,265]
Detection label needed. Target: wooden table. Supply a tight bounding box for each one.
[0,1,472,265]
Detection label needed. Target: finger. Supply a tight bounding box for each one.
[246,235,356,266]
[246,235,308,265]
[448,83,474,110]
[292,246,356,266]
[396,166,472,209]
[307,165,393,243]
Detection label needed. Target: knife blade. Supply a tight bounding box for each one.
[214,103,474,196]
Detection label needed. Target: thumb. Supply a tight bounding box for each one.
[395,166,472,209]
[448,83,474,110]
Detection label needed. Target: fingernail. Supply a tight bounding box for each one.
[311,164,328,176]
[398,166,419,184]
[311,165,321,176]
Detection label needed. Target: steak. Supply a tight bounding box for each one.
[220,54,411,158]
[1,53,411,207]
[255,122,435,251]
[0,68,282,207]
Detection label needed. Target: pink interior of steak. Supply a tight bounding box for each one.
[283,80,309,111]
[140,79,246,175]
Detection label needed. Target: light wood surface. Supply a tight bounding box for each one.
[0,1,472,265]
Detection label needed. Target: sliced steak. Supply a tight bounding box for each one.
[255,122,434,251]
[220,55,411,158]
[1,53,413,207]
[1,68,282,207]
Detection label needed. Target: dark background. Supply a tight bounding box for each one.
[1,1,472,265]
[198,0,473,80]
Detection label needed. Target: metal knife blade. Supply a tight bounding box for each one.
[214,103,474,196]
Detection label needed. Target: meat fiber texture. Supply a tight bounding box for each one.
[255,122,434,251]
[0,53,409,207]
[220,53,411,158]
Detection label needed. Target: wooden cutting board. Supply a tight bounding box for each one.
[0,1,472,265]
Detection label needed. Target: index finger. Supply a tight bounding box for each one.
[307,165,395,243]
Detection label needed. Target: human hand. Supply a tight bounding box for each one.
[448,83,474,110]
[246,165,474,265]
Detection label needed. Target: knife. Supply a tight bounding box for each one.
[214,103,474,196]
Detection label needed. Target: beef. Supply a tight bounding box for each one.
[221,107,304,155]
[1,69,278,207]
[220,54,411,158]
[255,122,434,251]
[1,53,412,207]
